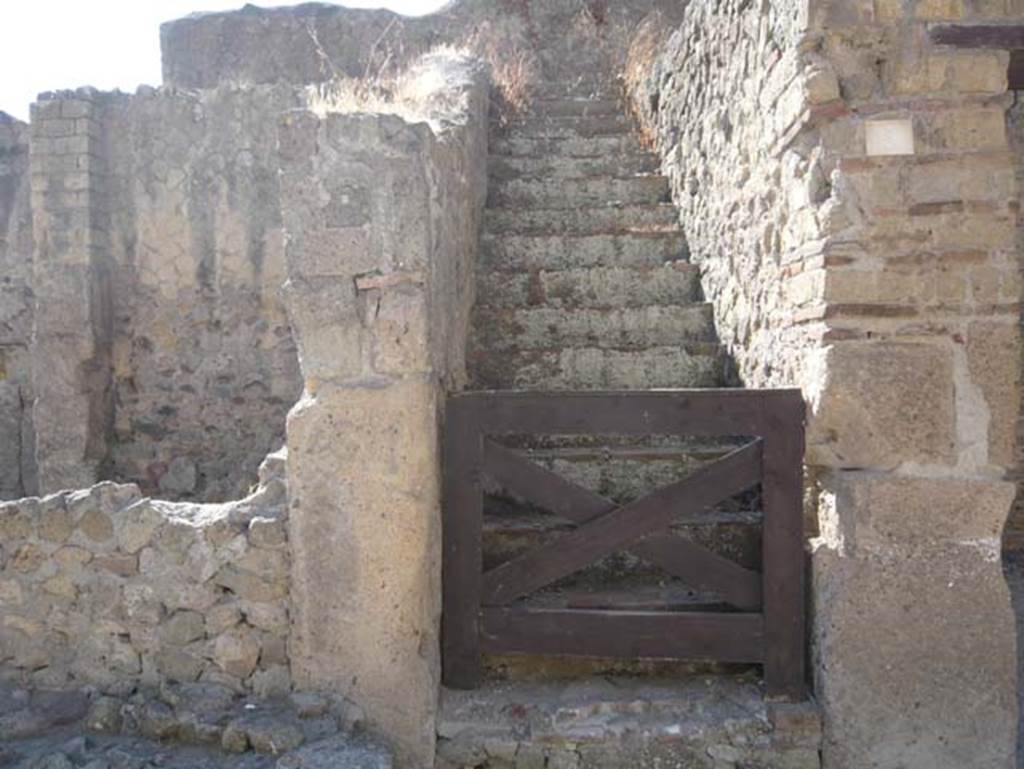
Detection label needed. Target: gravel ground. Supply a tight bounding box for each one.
[0,684,391,769]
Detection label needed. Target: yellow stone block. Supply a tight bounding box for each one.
[972,0,1009,17]
[875,0,906,21]
[947,53,1008,93]
[914,0,966,19]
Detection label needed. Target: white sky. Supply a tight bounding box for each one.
[0,1,449,121]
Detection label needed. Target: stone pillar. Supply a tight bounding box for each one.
[29,89,113,493]
[277,54,487,768]
[803,3,1021,766]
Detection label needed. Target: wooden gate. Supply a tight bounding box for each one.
[442,389,806,700]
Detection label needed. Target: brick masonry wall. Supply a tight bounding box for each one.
[0,116,35,500]
[627,0,819,393]
[29,91,115,495]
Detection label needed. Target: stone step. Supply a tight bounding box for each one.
[490,133,646,159]
[524,98,623,118]
[475,263,701,310]
[437,678,822,768]
[487,174,669,209]
[479,231,687,271]
[530,80,622,100]
[499,114,633,139]
[468,344,724,391]
[489,152,660,180]
[472,304,716,352]
[484,203,679,236]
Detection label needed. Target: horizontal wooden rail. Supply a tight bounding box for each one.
[480,608,766,662]
[929,24,1024,48]
[452,389,800,437]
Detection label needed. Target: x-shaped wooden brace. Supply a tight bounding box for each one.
[479,438,764,610]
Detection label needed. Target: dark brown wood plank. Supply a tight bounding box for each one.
[483,440,762,609]
[480,608,765,662]
[1010,50,1024,90]
[557,585,721,611]
[455,389,802,437]
[481,440,764,606]
[441,399,484,689]
[482,439,610,521]
[929,24,1024,49]
[761,398,807,701]
[635,534,762,610]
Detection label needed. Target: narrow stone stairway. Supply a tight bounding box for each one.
[440,72,819,769]
[466,75,754,659]
[436,67,819,769]
[468,78,723,392]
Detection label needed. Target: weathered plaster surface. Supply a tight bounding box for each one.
[22,86,305,502]
[102,86,304,502]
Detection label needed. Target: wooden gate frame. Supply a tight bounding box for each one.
[442,389,806,700]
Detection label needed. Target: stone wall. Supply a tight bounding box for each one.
[6,0,699,505]
[160,0,684,89]
[0,114,35,500]
[278,51,489,767]
[0,35,489,769]
[102,86,304,502]
[20,86,305,502]
[0,451,290,696]
[628,0,819,389]
[630,1,1021,767]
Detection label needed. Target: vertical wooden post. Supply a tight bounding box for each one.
[441,397,483,688]
[761,393,806,700]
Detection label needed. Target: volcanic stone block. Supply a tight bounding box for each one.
[808,341,955,470]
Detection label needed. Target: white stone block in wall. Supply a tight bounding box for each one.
[865,119,915,156]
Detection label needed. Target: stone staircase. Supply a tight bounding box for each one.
[466,77,752,649]
[468,78,723,393]
[443,71,819,769]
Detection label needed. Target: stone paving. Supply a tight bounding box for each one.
[0,683,391,768]
[436,674,821,769]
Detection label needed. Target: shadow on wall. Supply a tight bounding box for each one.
[19,86,309,504]
[1004,91,1024,552]
[0,116,35,502]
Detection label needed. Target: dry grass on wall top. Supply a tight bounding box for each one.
[299,0,677,132]
[467,24,538,125]
[303,14,538,128]
[622,12,669,147]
